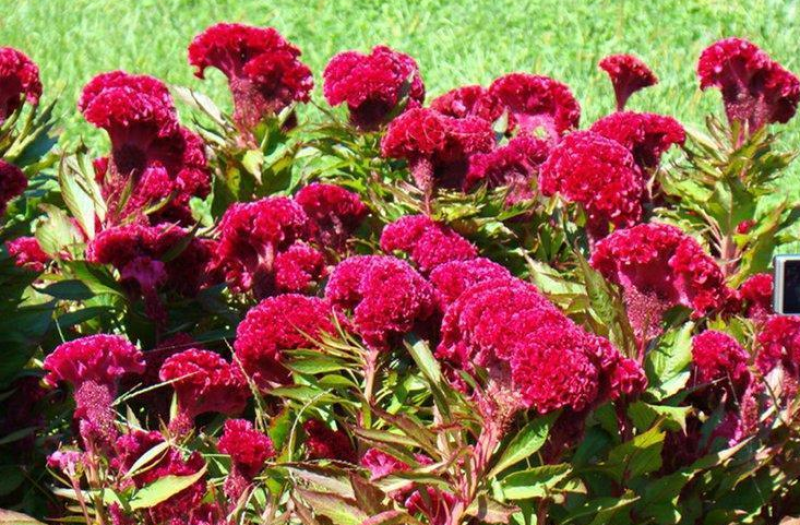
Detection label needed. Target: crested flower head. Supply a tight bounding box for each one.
[488,73,580,139]
[325,255,436,350]
[295,183,368,250]
[214,197,310,298]
[273,242,326,293]
[539,131,644,237]
[43,334,144,390]
[381,107,495,192]
[756,315,800,378]
[188,23,313,133]
[159,348,250,419]
[323,45,425,130]
[598,54,658,111]
[6,237,50,272]
[429,258,511,307]
[591,223,735,342]
[698,38,800,134]
[466,134,550,203]
[590,111,686,171]
[380,215,477,273]
[740,273,773,320]
[0,160,27,215]
[691,330,751,391]
[303,419,357,463]
[0,47,42,123]
[430,85,506,123]
[234,294,336,389]
[217,419,275,478]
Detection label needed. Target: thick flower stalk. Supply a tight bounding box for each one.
[698,37,800,138]
[323,45,425,130]
[189,23,313,137]
[0,47,42,124]
[598,54,658,111]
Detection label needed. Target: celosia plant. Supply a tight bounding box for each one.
[4,27,800,525]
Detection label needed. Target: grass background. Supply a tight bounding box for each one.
[1,0,799,148]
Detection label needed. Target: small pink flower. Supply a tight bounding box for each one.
[692,330,751,392]
[218,419,275,478]
[6,236,49,272]
[739,273,773,320]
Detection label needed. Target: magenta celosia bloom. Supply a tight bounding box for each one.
[214,196,310,298]
[590,111,686,171]
[303,419,356,463]
[539,131,644,238]
[323,45,425,130]
[114,430,207,524]
[80,72,210,224]
[295,183,368,250]
[428,258,511,307]
[0,47,42,123]
[756,315,800,378]
[692,330,751,390]
[488,73,580,139]
[598,54,658,111]
[380,215,477,273]
[381,107,495,192]
[0,160,27,215]
[740,273,773,320]
[360,448,410,481]
[159,348,250,420]
[430,85,506,124]
[6,236,49,272]
[465,135,550,202]
[188,23,313,134]
[591,223,735,342]
[405,488,456,525]
[234,294,336,389]
[325,255,436,350]
[698,38,800,134]
[43,334,144,390]
[217,419,275,478]
[273,242,326,293]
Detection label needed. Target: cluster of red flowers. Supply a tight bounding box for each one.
[79,71,211,225]
[698,37,800,135]
[0,47,42,124]
[189,23,313,136]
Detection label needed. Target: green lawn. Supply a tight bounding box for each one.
[2,0,799,148]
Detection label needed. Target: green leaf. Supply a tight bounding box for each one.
[603,425,665,483]
[64,261,125,297]
[645,322,694,400]
[466,495,519,523]
[40,279,94,300]
[285,356,348,375]
[628,401,691,433]
[295,488,368,525]
[360,510,424,525]
[128,464,207,510]
[563,492,638,525]
[489,412,557,477]
[0,509,46,525]
[500,464,571,500]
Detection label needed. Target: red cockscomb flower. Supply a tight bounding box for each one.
[234,294,336,389]
[590,112,686,171]
[114,430,207,524]
[326,255,436,350]
[273,242,326,293]
[692,330,751,391]
[0,160,27,215]
[698,38,800,135]
[756,315,800,378]
[380,215,477,273]
[360,448,410,481]
[323,45,425,130]
[428,258,511,308]
[6,236,48,272]
[218,419,275,478]
[598,54,658,111]
[295,183,368,250]
[159,349,249,420]
[591,223,735,342]
[381,107,495,193]
[739,273,773,320]
[43,334,144,390]
[303,419,356,463]
[0,47,42,123]
[214,197,310,298]
[539,131,644,238]
[488,73,580,139]
[466,135,550,203]
[430,85,506,124]
[189,23,313,134]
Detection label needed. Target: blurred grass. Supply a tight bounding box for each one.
[1,0,799,151]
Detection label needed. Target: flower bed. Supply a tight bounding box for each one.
[1,28,799,524]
